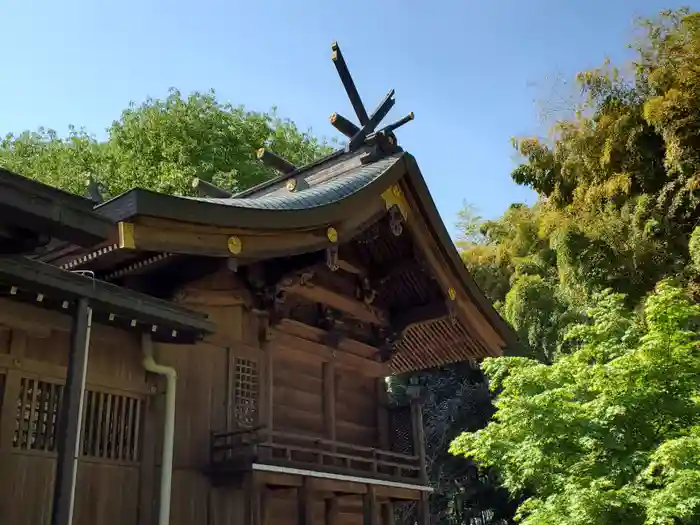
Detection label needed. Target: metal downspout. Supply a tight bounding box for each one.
[141,334,177,525]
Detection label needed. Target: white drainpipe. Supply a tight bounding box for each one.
[141,334,177,525]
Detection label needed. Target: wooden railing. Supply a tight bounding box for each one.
[210,427,423,483]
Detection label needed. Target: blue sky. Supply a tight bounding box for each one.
[2,0,693,234]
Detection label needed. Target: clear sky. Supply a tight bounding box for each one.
[1,0,694,234]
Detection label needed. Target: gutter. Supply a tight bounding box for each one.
[141,334,177,525]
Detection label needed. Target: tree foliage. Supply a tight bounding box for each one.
[450,8,700,524]
[451,282,700,524]
[0,88,333,197]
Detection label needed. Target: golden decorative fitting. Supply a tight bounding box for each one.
[227,236,243,255]
[448,287,457,301]
[118,222,136,249]
[327,227,338,243]
[381,184,410,219]
[286,178,297,191]
[256,148,266,159]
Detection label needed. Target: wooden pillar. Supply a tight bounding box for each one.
[297,478,313,525]
[264,345,274,433]
[417,493,430,525]
[362,485,379,525]
[376,378,390,450]
[324,497,339,525]
[52,298,93,525]
[322,362,336,443]
[245,474,262,525]
[261,487,269,525]
[0,330,26,448]
[259,315,274,436]
[381,502,395,525]
[410,398,428,484]
[0,330,26,519]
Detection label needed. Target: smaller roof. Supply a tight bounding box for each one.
[0,255,214,342]
[0,167,112,247]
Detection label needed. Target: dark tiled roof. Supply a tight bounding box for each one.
[186,153,401,210]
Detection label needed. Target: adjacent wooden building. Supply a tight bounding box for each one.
[0,43,515,525]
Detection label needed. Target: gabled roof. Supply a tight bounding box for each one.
[96,152,404,230]
[0,167,112,248]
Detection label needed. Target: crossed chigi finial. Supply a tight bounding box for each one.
[255,41,414,176]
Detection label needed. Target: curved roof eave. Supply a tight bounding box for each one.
[95,154,406,230]
[401,154,520,352]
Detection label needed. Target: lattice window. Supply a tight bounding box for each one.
[14,378,64,452]
[234,358,259,428]
[12,378,143,462]
[81,390,142,462]
[389,405,414,455]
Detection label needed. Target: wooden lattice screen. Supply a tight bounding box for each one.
[13,377,143,462]
[14,378,63,452]
[233,357,259,428]
[81,389,142,462]
[389,405,414,456]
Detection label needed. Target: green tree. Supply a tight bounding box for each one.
[0,88,333,197]
[448,8,700,523]
[451,281,700,524]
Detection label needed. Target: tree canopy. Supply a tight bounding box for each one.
[0,88,333,198]
[449,8,700,524]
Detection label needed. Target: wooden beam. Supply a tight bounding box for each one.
[120,219,328,258]
[336,258,366,276]
[0,297,144,346]
[347,90,395,151]
[309,478,367,495]
[378,112,414,135]
[272,330,389,378]
[374,485,423,502]
[331,42,369,125]
[392,301,448,333]
[323,362,337,443]
[283,283,389,326]
[192,178,232,198]
[277,319,378,360]
[254,471,302,488]
[329,113,360,139]
[257,148,297,175]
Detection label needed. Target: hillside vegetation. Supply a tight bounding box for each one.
[446,8,700,524]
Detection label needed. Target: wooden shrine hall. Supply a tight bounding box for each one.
[0,42,516,525]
